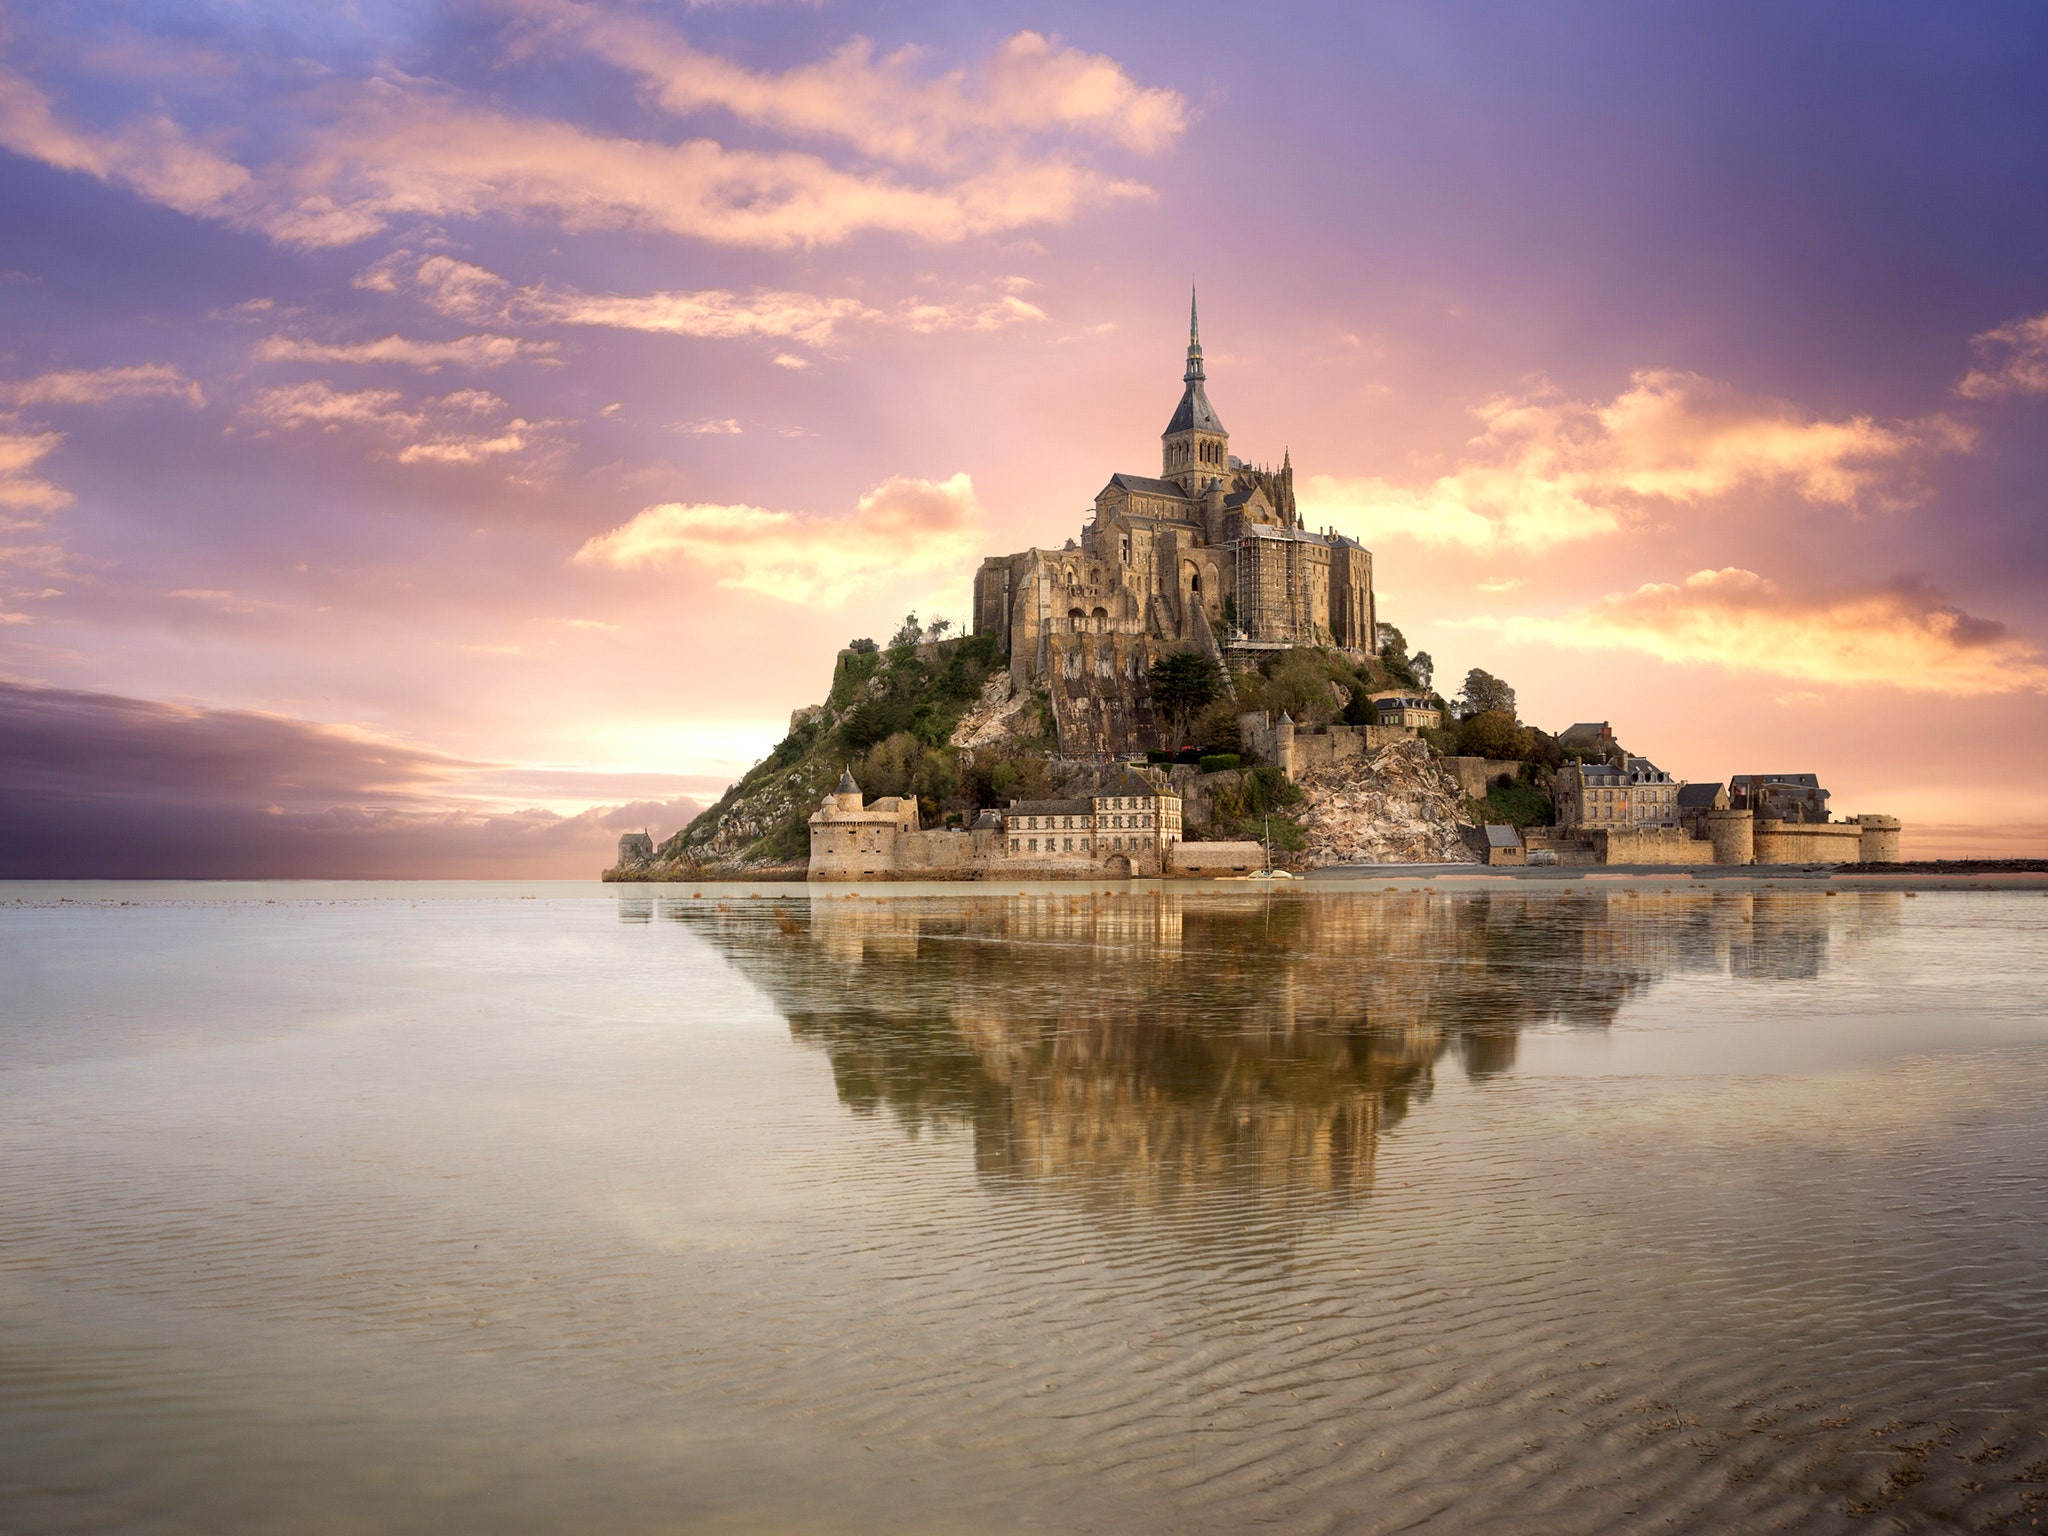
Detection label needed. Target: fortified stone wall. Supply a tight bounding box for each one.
[1591,826,1712,865]
[1753,822,1866,865]
[1445,757,1528,800]
[1239,714,1415,776]
[1043,630,1163,760]
[1169,842,1266,874]
[1520,829,1601,866]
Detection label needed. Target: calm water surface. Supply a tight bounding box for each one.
[4,882,2048,1534]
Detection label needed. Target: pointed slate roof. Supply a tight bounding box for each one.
[835,768,859,795]
[1164,287,1227,438]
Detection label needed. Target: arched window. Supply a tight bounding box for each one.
[1068,608,1085,619]
[1091,606,1108,618]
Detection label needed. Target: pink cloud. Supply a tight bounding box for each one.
[0,428,71,516]
[503,8,1187,169]
[364,252,1048,350]
[0,363,204,409]
[1957,311,2048,398]
[575,472,983,604]
[1302,369,1970,551]
[1484,567,2048,695]
[254,333,549,370]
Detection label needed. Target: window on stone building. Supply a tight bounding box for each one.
[1028,839,1038,853]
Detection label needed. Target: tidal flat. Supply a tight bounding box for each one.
[3,882,2048,1534]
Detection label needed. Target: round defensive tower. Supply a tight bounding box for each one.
[832,768,863,814]
[1275,710,1296,780]
[1706,808,1754,866]
[1855,814,1903,864]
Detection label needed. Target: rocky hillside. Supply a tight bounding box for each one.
[1293,742,1480,865]
[616,629,1488,877]
[638,629,1054,874]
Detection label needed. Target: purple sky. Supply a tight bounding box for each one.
[4,1,2048,874]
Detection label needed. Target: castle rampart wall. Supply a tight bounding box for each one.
[1167,841,1265,875]
[1753,822,1865,865]
[1444,757,1528,800]
[1240,717,1416,776]
[1590,826,1712,865]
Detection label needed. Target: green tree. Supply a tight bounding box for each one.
[1458,667,1517,719]
[1376,624,1420,688]
[1455,709,1526,759]
[1411,650,1434,690]
[1148,651,1225,742]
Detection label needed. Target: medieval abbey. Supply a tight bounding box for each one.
[971,296,1374,754]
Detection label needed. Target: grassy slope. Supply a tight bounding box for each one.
[659,633,1022,868]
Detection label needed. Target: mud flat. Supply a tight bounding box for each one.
[5,884,2048,1534]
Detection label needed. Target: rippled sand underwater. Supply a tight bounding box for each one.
[4,883,2048,1534]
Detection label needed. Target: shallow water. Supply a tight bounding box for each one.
[4,883,2048,1534]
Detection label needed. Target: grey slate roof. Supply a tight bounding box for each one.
[835,768,859,794]
[1676,783,1724,808]
[1484,825,1523,848]
[1104,767,1167,799]
[1006,798,1093,817]
[1164,379,1226,437]
[1731,773,1824,791]
[1107,472,1191,500]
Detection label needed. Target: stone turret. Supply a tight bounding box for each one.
[833,768,863,813]
[1201,475,1227,541]
[1854,814,1902,864]
[1706,808,1754,865]
[1276,711,1296,780]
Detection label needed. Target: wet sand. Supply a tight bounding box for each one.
[3,884,2046,1533]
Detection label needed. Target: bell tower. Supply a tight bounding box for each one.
[1161,289,1229,497]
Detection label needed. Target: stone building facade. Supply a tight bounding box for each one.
[807,765,1262,881]
[971,296,1375,758]
[1374,696,1441,730]
[1730,773,1831,823]
[1555,756,1683,830]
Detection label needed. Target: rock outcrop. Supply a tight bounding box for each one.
[1292,740,1479,867]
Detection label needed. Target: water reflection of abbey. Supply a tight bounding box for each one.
[648,890,1898,1224]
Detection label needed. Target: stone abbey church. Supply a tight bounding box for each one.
[971,297,1376,758]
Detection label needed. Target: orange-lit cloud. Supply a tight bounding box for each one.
[5,23,1171,250]
[0,428,72,516]
[254,333,550,370]
[1486,567,2048,694]
[1956,311,2048,398]
[575,471,982,604]
[0,363,204,408]
[243,381,553,470]
[0,55,252,219]
[368,252,1046,348]
[1303,370,1968,551]
[503,9,1188,169]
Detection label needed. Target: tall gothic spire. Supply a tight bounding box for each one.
[1185,286,1204,382]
